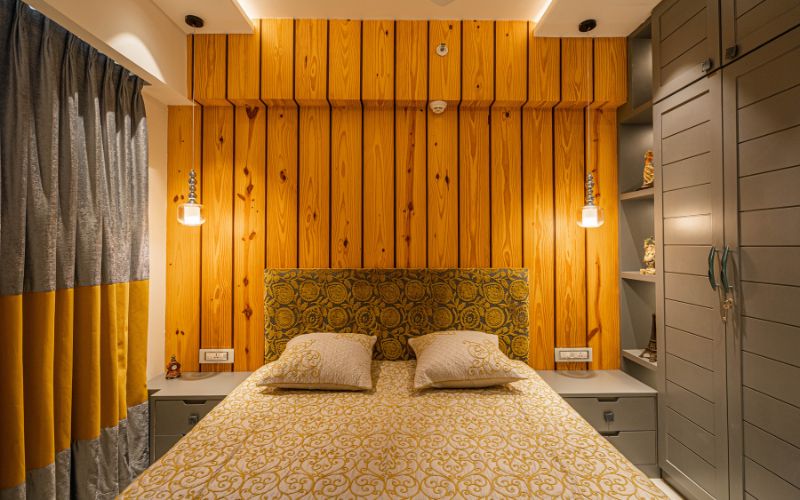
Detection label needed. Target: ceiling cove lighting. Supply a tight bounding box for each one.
[533,0,554,23]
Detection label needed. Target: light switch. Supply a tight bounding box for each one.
[199,348,234,364]
[554,347,593,363]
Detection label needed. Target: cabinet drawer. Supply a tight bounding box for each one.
[564,396,656,432]
[153,398,221,435]
[152,434,182,462]
[603,430,657,465]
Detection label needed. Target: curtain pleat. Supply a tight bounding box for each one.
[0,0,150,498]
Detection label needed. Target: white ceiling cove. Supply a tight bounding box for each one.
[152,0,253,34]
[235,0,548,21]
[535,0,658,37]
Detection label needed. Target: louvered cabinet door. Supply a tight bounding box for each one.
[721,0,800,64]
[722,26,800,500]
[652,0,721,103]
[654,74,730,500]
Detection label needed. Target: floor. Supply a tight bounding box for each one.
[651,478,685,499]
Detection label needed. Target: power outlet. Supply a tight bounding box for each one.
[199,348,234,364]
[554,347,593,363]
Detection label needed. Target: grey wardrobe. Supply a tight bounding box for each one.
[652,3,800,499]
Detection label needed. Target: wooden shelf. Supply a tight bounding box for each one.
[623,349,657,371]
[620,99,653,125]
[621,271,655,283]
[620,187,654,201]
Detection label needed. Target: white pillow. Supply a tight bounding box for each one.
[408,330,528,389]
[260,332,376,390]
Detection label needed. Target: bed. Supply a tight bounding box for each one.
[124,269,665,498]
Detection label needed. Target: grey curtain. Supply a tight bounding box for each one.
[0,0,150,498]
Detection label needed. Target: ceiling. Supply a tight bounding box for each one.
[152,0,656,37]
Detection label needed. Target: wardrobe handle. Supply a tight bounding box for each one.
[707,246,718,291]
[721,245,731,291]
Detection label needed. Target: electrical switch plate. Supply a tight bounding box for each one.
[199,348,234,364]
[554,347,593,363]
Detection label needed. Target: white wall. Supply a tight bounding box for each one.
[143,92,168,380]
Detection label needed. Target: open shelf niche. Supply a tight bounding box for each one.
[618,19,657,388]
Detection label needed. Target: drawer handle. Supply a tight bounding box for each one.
[603,410,615,423]
[597,397,619,403]
[183,400,208,405]
[188,413,199,426]
[601,431,620,437]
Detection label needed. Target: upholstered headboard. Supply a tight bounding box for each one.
[264,268,529,363]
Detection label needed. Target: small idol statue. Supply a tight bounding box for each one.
[640,237,656,276]
[166,354,182,379]
[641,150,654,189]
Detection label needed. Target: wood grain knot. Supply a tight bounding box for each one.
[243,305,253,319]
[279,170,287,182]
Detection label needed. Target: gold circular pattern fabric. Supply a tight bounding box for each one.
[123,362,666,499]
[263,269,531,363]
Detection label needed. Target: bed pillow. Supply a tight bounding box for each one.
[408,330,528,389]
[260,332,377,390]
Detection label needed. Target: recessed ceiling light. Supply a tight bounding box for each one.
[579,19,597,33]
[185,14,205,29]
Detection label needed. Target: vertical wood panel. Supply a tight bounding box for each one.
[331,107,363,268]
[587,110,620,369]
[329,20,361,105]
[295,20,328,106]
[261,19,294,105]
[193,35,228,105]
[266,106,298,268]
[396,21,428,106]
[364,107,395,267]
[495,21,528,106]
[560,38,593,107]
[227,23,261,105]
[396,106,427,267]
[555,108,587,370]
[201,107,234,372]
[462,21,494,107]
[523,108,555,369]
[593,38,627,109]
[429,20,461,103]
[166,106,201,371]
[427,108,459,268]
[299,106,330,268]
[459,108,491,267]
[491,108,523,266]
[527,25,560,108]
[362,20,394,105]
[233,105,266,371]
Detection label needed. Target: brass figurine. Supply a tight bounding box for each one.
[641,150,654,189]
[640,237,656,275]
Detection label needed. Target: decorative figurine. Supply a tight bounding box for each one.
[166,355,181,379]
[640,314,657,363]
[641,150,654,189]
[640,237,656,275]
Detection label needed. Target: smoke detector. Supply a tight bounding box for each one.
[430,100,447,114]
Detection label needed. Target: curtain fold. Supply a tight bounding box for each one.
[0,1,149,498]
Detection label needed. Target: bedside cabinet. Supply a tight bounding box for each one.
[147,371,252,464]
[537,370,658,477]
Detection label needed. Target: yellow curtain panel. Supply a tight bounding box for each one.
[0,1,149,497]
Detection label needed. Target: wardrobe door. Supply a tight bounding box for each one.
[721,0,800,64]
[723,26,800,500]
[652,0,721,103]
[654,74,729,500]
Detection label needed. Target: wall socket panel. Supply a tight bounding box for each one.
[554,347,593,363]
[199,348,234,364]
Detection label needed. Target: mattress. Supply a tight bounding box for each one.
[123,361,665,499]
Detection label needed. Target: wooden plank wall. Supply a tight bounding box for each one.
[168,21,626,371]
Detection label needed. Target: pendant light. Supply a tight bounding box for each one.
[178,15,205,227]
[578,21,603,229]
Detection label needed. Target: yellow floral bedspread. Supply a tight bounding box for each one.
[123,362,665,499]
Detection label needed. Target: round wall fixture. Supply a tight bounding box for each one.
[578,19,597,33]
[436,43,448,57]
[185,14,205,29]
[430,100,447,114]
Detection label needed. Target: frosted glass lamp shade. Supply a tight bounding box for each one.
[577,204,604,228]
[178,202,205,226]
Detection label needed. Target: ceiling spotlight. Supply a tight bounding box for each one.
[185,14,205,29]
[578,19,597,33]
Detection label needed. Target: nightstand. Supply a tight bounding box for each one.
[147,371,252,464]
[537,370,658,477]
